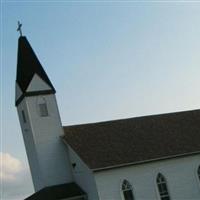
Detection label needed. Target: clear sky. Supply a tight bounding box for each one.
[1,1,200,199]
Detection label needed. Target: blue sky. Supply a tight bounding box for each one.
[2,1,200,199]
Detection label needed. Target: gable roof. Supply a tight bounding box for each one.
[16,36,55,105]
[63,109,200,171]
[25,183,86,200]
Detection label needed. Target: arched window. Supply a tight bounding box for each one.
[122,180,134,200]
[156,173,170,200]
[198,166,200,180]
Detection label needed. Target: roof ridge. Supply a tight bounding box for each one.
[63,108,200,128]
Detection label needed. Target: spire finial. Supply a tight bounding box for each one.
[17,21,22,36]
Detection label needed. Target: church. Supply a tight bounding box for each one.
[15,33,200,200]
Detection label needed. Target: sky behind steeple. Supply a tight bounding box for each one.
[2,2,200,199]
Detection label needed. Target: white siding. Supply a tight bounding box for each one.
[17,99,43,190]
[94,155,200,200]
[17,94,73,191]
[68,146,99,200]
[26,74,51,92]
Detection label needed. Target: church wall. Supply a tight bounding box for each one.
[17,98,44,190]
[94,154,200,200]
[68,146,99,200]
[24,94,73,190]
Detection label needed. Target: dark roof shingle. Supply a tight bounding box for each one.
[25,183,86,200]
[63,109,200,170]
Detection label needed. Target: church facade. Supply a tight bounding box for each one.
[15,35,200,200]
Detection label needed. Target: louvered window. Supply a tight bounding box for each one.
[39,103,48,117]
[22,110,26,123]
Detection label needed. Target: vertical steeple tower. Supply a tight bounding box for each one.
[15,35,73,191]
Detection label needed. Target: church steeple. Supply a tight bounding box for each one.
[15,36,55,106]
[15,34,73,191]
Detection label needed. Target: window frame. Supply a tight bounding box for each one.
[21,110,27,123]
[156,173,170,200]
[39,102,48,117]
[121,179,134,200]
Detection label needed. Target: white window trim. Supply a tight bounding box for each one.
[156,172,170,200]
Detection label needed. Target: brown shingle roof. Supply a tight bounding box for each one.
[63,109,200,171]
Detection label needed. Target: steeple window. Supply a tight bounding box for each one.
[37,97,49,117]
[21,110,26,123]
[39,103,48,117]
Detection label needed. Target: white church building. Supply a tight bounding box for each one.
[15,34,200,200]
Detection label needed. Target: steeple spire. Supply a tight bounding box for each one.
[15,36,55,106]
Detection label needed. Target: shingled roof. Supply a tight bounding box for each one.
[63,109,200,171]
[25,183,86,200]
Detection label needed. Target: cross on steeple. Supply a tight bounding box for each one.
[17,21,22,36]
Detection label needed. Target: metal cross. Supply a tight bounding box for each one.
[17,21,22,36]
